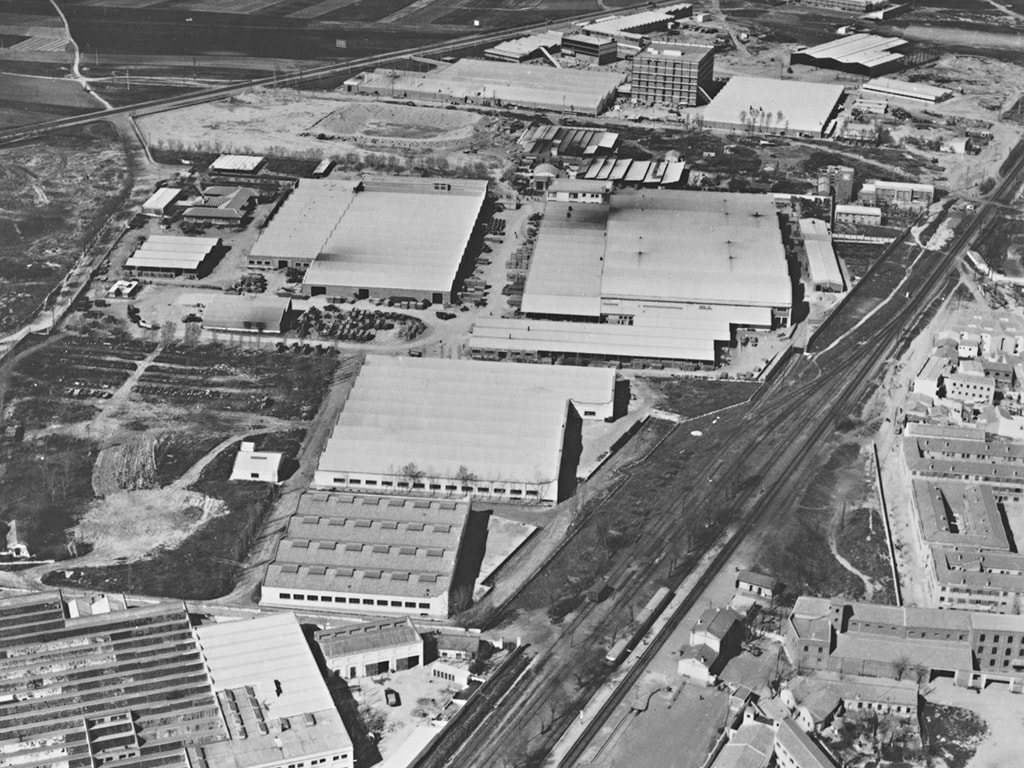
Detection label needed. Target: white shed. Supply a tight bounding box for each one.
[230,441,284,483]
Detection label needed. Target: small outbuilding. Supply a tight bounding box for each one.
[230,441,284,483]
[736,570,781,602]
[202,294,292,334]
[316,617,424,679]
[142,187,183,217]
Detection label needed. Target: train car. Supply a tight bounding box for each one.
[604,586,674,666]
[604,637,631,666]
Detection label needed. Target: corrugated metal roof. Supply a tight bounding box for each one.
[143,186,182,211]
[469,317,719,362]
[250,179,357,263]
[210,154,265,172]
[863,77,951,102]
[798,33,906,67]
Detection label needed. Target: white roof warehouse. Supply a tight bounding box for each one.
[249,177,488,305]
[520,189,793,349]
[701,76,845,137]
[312,355,616,505]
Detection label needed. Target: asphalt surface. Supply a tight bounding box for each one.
[443,141,1024,768]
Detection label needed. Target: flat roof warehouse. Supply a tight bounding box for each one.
[249,177,487,303]
[346,59,626,115]
[312,355,616,505]
[701,76,845,137]
[522,190,791,321]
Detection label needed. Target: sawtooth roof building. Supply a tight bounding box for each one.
[345,59,626,115]
[0,591,353,768]
[311,355,616,504]
[261,492,473,618]
[247,177,487,304]
[516,189,792,365]
[701,77,845,137]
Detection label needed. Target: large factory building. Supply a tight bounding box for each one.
[248,177,488,304]
[312,355,617,505]
[510,189,792,366]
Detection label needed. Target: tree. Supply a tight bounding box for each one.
[893,655,910,681]
[455,465,477,487]
[401,462,425,484]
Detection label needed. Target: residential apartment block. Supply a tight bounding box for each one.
[784,596,1024,692]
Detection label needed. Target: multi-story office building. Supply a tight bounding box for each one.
[631,42,714,106]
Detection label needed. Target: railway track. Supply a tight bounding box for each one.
[0,0,684,146]
[446,140,1024,768]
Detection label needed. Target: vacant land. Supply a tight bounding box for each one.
[136,342,338,419]
[140,88,500,168]
[0,433,97,561]
[642,377,759,419]
[0,123,130,333]
[0,323,339,576]
[43,432,300,599]
[755,442,876,601]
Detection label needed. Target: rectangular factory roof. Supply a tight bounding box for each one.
[125,235,219,272]
[313,355,615,488]
[192,612,352,768]
[143,186,183,212]
[249,179,357,264]
[797,33,907,70]
[355,59,625,114]
[702,76,845,136]
[485,30,563,61]
[202,293,291,333]
[521,201,607,318]
[601,189,791,308]
[265,493,469,599]
[469,316,722,362]
[210,154,265,173]
[805,239,844,290]
[308,177,487,295]
[862,77,952,103]
[316,617,422,658]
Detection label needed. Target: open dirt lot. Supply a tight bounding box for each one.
[0,123,129,334]
[73,488,225,563]
[139,88,500,166]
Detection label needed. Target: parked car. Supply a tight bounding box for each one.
[435,311,456,320]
